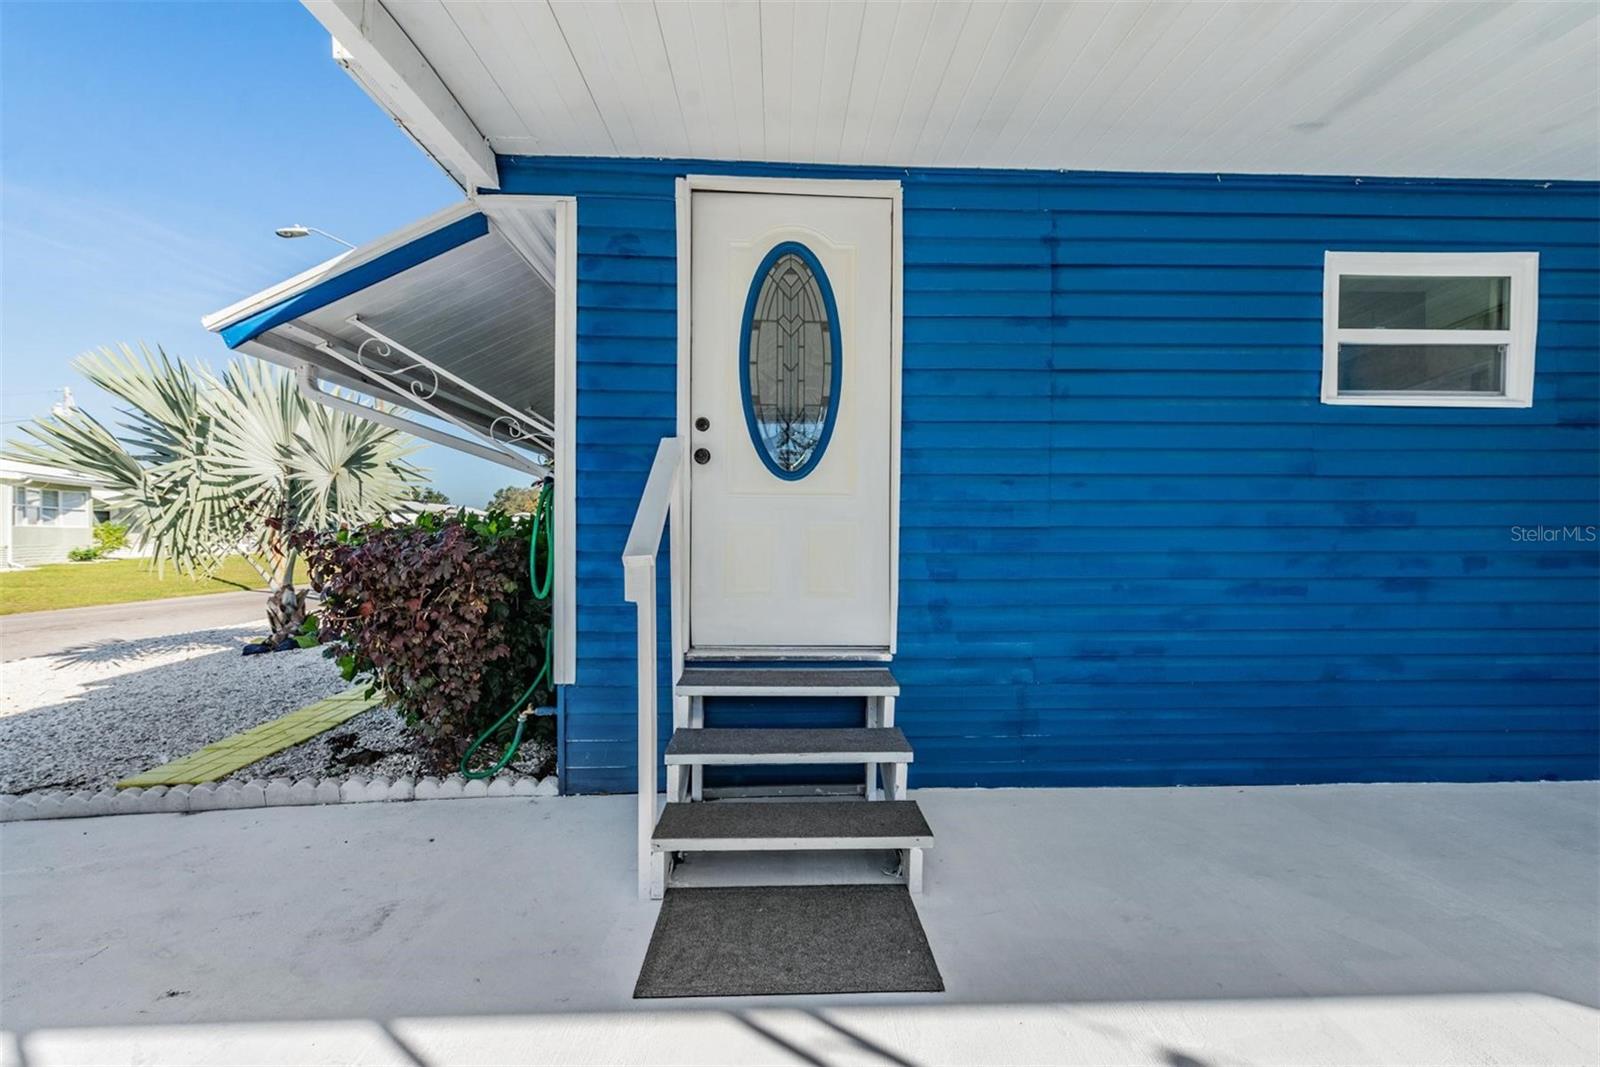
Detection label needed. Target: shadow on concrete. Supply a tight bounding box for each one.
[4,992,1592,1066]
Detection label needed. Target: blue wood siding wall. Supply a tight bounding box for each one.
[497,157,1600,795]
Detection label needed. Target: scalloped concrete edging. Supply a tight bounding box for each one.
[0,773,559,823]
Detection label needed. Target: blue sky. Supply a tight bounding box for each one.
[1,1,522,507]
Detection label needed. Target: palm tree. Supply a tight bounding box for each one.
[6,344,424,640]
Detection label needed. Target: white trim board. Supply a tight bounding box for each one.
[304,0,498,192]
[549,197,579,685]
[675,174,904,662]
[478,193,579,685]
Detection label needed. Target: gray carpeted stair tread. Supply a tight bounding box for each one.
[674,667,898,695]
[652,799,932,848]
[665,726,912,764]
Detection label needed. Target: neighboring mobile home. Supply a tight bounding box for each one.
[206,2,1598,891]
[0,460,102,567]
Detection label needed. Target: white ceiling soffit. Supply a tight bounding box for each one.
[309,0,1599,181]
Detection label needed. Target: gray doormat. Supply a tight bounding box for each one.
[634,884,944,998]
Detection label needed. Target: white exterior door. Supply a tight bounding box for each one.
[688,188,896,654]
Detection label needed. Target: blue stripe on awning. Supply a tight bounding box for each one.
[219,212,491,349]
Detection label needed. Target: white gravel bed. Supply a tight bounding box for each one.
[225,706,554,783]
[0,624,348,795]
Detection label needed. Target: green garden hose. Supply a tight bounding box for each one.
[460,479,554,779]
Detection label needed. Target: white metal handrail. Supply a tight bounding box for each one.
[622,437,684,899]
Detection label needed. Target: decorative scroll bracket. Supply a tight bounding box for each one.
[344,315,555,455]
[353,336,441,402]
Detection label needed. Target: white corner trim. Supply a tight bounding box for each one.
[887,181,903,655]
[553,197,578,686]
[0,774,561,822]
[304,0,498,192]
[472,192,578,683]
[1320,250,1540,408]
[673,178,691,711]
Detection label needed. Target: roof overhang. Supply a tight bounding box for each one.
[305,0,498,192]
[0,460,108,489]
[204,198,560,476]
[302,0,1598,181]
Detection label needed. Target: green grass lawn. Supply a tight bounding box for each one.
[0,556,279,615]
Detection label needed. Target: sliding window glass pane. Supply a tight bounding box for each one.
[1339,275,1509,330]
[1337,343,1506,394]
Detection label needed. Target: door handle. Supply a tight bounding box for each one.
[693,447,711,465]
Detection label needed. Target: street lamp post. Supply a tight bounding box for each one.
[273,224,355,249]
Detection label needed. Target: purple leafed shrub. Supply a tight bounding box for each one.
[292,510,552,769]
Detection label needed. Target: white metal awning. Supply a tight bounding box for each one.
[203,197,562,476]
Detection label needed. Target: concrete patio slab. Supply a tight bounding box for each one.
[1,782,1595,1065]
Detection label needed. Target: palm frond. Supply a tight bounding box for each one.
[3,347,429,579]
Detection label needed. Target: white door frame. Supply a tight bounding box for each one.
[673,174,903,673]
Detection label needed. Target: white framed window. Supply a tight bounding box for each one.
[1322,251,1539,407]
[12,488,34,525]
[12,487,91,527]
[13,488,58,526]
[59,490,91,527]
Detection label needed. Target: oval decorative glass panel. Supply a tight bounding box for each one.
[739,241,842,479]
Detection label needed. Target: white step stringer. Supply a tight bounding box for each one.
[651,676,929,900]
[623,438,932,901]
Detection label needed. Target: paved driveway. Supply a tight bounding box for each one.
[2,782,1595,1065]
[0,591,271,661]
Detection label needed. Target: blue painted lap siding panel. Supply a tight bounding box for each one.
[498,156,1600,795]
